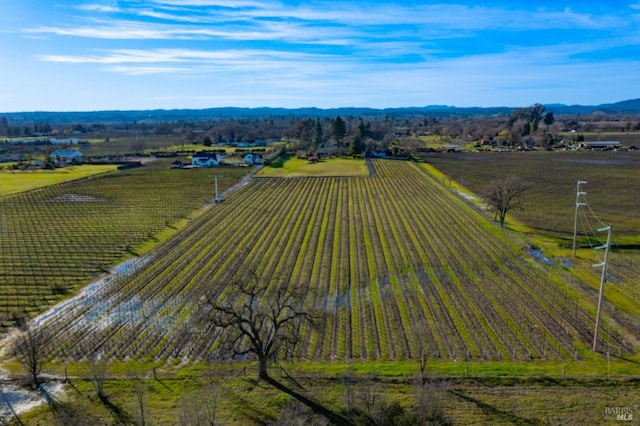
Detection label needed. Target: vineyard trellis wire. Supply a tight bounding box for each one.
[0,161,252,332]
[11,159,632,365]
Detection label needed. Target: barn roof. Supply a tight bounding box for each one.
[193,151,220,159]
[580,141,620,146]
[50,149,83,157]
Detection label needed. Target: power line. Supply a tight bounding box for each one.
[570,180,613,352]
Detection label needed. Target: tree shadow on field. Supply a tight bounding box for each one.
[265,376,355,426]
[98,394,136,425]
[38,384,62,411]
[449,389,538,425]
[226,389,276,424]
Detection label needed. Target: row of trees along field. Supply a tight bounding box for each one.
[4,105,640,153]
[18,160,629,375]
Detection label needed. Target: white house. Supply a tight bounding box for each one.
[192,151,223,167]
[50,138,84,145]
[243,153,263,165]
[50,149,84,165]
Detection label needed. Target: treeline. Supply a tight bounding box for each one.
[146,106,640,151]
[3,105,640,154]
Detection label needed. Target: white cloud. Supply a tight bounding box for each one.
[217,3,625,30]
[28,22,173,40]
[105,65,193,75]
[7,1,640,112]
[27,17,361,44]
[77,4,119,13]
[150,0,280,8]
[37,47,339,79]
[136,9,212,23]
[30,2,630,42]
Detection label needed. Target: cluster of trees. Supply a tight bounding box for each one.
[3,106,640,151]
[0,117,50,137]
[499,104,554,146]
[0,117,106,137]
[128,111,640,156]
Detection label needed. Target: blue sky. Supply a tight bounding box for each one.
[1,1,640,112]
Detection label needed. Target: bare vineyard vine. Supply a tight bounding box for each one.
[21,160,632,362]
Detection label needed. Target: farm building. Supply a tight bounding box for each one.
[50,149,83,165]
[192,151,223,167]
[442,144,461,152]
[243,153,263,165]
[578,141,621,150]
[371,150,391,158]
[50,138,85,145]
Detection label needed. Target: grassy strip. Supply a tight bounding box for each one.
[37,356,640,382]
[17,358,640,425]
[0,165,118,196]
[257,157,369,177]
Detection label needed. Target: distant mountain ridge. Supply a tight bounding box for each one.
[3,98,640,124]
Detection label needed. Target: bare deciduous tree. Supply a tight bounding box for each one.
[270,399,327,426]
[83,352,109,401]
[13,325,48,388]
[177,384,218,426]
[411,381,450,425]
[206,278,313,381]
[482,176,530,228]
[134,378,147,426]
[417,339,432,387]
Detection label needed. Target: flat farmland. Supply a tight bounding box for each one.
[257,157,369,177]
[0,160,252,330]
[416,150,640,354]
[415,151,640,238]
[32,160,632,363]
[0,165,118,196]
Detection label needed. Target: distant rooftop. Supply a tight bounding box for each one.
[580,141,620,146]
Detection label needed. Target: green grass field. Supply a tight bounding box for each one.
[0,165,118,196]
[257,156,369,177]
[16,361,640,425]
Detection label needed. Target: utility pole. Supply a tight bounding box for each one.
[592,225,612,352]
[572,180,588,257]
[209,175,223,203]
